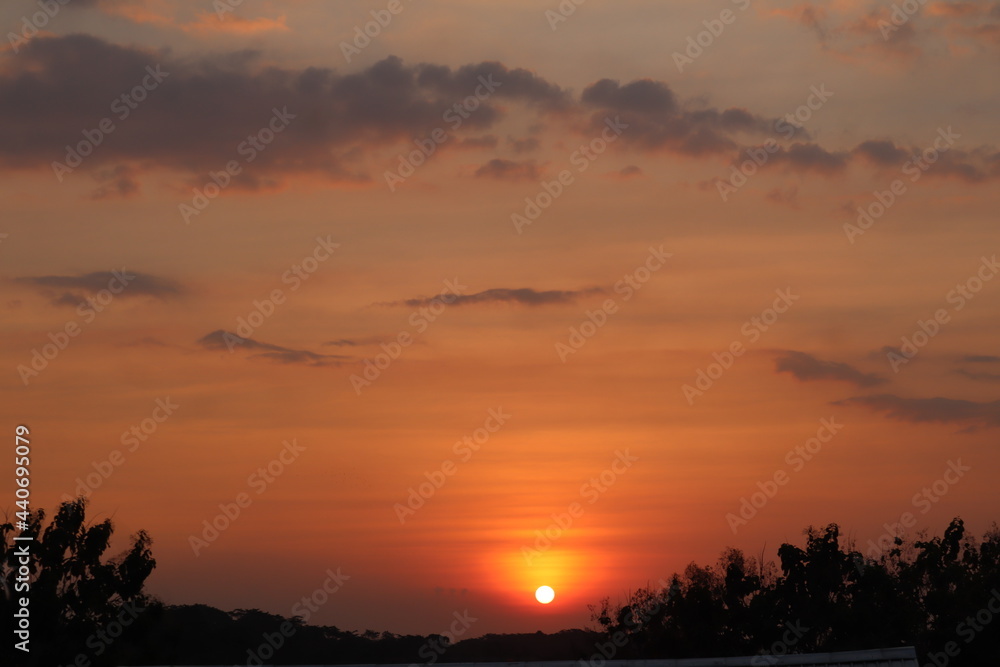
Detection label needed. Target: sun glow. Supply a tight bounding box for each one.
[535,585,555,604]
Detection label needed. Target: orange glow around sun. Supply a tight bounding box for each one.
[483,545,604,612]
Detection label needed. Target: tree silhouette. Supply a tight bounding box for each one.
[591,518,1000,665]
[1,497,158,667]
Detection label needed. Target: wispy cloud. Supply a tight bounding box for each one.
[774,350,886,387]
[15,270,185,305]
[960,354,1000,363]
[834,394,1000,431]
[956,369,1000,383]
[198,330,346,367]
[474,158,542,181]
[387,287,604,308]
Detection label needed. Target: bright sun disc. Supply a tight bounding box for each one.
[535,585,555,604]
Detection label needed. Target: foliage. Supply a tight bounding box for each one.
[591,519,1000,664]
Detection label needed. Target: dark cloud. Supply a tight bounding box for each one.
[834,394,1000,430]
[766,143,850,174]
[961,354,1000,363]
[774,350,886,387]
[618,165,642,177]
[392,287,604,308]
[582,78,678,115]
[580,78,801,156]
[4,34,998,191]
[956,369,1000,383]
[15,270,184,304]
[473,158,541,181]
[851,140,1000,182]
[198,330,345,366]
[853,140,911,166]
[0,36,570,188]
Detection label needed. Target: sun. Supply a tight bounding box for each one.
[534,585,555,604]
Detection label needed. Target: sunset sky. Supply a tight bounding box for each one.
[3,0,1000,637]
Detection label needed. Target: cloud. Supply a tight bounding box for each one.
[198,330,345,366]
[3,35,998,192]
[765,143,850,174]
[956,369,1000,383]
[834,394,1000,430]
[389,287,604,308]
[853,140,911,166]
[90,164,141,200]
[774,350,886,387]
[772,0,1000,62]
[582,78,678,116]
[322,336,398,347]
[604,165,643,181]
[579,78,808,157]
[70,0,298,35]
[955,353,1000,381]
[15,270,184,304]
[507,136,541,153]
[0,36,570,189]
[850,140,1000,182]
[474,158,542,181]
[765,185,800,208]
[460,135,499,149]
[961,354,1000,363]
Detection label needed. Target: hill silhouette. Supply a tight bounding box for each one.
[3,499,999,665]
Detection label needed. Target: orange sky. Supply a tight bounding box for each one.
[2,0,1000,636]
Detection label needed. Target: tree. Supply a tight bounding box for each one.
[1,497,158,667]
[591,518,1000,665]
